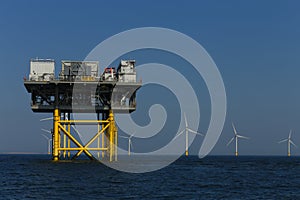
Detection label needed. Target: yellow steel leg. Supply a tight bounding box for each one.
[109,110,114,162]
[63,116,66,158]
[68,122,71,159]
[103,113,106,159]
[53,109,60,161]
[63,134,66,158]
[115,126,118,161]
[102,129,105,158]
[108,110,118,161]
[97,122,100,159]
[58,129,61,158]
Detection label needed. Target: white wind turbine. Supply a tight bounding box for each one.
[227,123,249,156]
[278,130,297,157]
[41,129,52,154]
[120,132,135,156]
[174,112,204,156]
[40,115,83,140]
[41,133,52,155]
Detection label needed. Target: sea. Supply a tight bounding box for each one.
[1,155,300,199]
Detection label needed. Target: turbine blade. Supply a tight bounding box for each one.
[41,134,49,140]
[289,130,292,139]
[237,135,249,140]
[41,129,51,134]
[227,137,234,146]
[187,128,204,136]
[173,129,185,140]
[290,140,297,148]
[40,117,53,122]
[278,139,288,143]
[184,112,188,127]
[232,123,237,135]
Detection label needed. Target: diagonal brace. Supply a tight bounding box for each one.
[72,123,110,159]
[58,124,95,160]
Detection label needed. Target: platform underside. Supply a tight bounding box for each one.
[24,80,142,113]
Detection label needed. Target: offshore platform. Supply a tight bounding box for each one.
[24,59,141,161]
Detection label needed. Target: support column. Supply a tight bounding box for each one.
[53,108,60,161]
[103,112,108,158]
[108,110,118,161]
[185,130,188,156]
[63,113,66,159]
[109,110,114,162]
[115,124,118,161]
[67,112,71,159]
[97,113,100,159]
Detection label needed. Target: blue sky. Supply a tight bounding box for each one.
[1,0,300,155]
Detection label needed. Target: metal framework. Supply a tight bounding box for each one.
[24,80,141,161]
[52,109,117,161]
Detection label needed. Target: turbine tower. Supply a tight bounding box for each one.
[41,133,52,155]
[174,112,204,156]
[227,123,249,156]
[120,132,135,156]
[278,130,297,157]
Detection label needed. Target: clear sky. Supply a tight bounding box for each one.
[1,0,300,155]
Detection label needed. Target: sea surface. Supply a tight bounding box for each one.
[1,155,300,199]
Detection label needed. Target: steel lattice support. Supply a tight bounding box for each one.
[51,109,118,161]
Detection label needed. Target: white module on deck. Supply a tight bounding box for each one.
[117,60,136,82]
[60,61,99,81]
[29,59,55,81]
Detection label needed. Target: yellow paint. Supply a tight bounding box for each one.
[68,122,70,158]
[115,125,118,161]
[109,111,114,162]
[53,109,60,161]
[102,130,105,158]
[59,120,109,123]
[50,109,118,161]
[235,152,238,156]
[97,122,100,159]
[63,120,66,158]
[58,147,108,150]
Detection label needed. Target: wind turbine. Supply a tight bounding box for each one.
[227,123,249,156]
[40,116,83,140]
[120,132,135,156]
[41,133,52,155]
[278,130,297,157]
[174,112,204,156]
[120,91,129,106]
